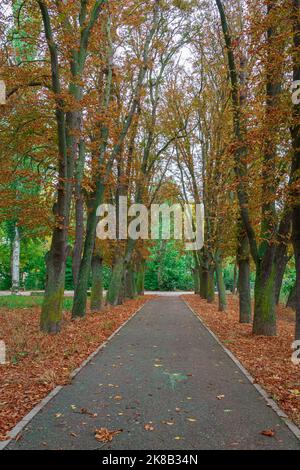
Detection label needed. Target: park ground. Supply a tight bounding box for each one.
[0,293,299,447]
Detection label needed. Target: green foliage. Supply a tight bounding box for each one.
[65,257,74,290]
[0,295,73,310]
[280,260,296,302]
[145,240,193,291]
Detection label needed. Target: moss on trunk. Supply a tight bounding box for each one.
[90,255,104,312]
[107,258,125,306]
[253,262,277,336]
[215,256,227,312]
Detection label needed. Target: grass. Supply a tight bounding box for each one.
[0,295,73,310]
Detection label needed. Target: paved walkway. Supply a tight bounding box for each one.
[6,298,300,450]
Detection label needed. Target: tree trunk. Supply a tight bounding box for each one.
[72,139,85,289]
[206,267,215,303]
[193,267,200,295]
[72,185,105,318]
[237,231,251,323]
[295,246,300,340]
[90,254,104,313]
[275,248,289,305]
[125,265,136,299]
[11,224,20,294]
[201,251,215,303]
[232,263,238,295]
[253,255,277,336]
[136,260,145,295]
[40,234,68,333]
[107,256,125,306]
[287,282,296,310]
[72,191,84,289]
[215,255,227,312]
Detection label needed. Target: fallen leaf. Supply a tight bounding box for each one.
[144,423,154,431]
[289,389,300,396]
[95,427,122,443]
[261,429,275,437]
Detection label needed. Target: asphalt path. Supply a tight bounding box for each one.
[6,297,300,450]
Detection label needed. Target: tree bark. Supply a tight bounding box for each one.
[275,247,289,305]
[136,260,145,295]
[215,254,227,312]
[253,254,276,336]
[287,282,296,310]
[193,267,200,295]
[72,138,85,289]
[11,224,20,294]
[90,254,104,312]
[237,229,251,323]
[125,264,136,299]
[107,256,125,306]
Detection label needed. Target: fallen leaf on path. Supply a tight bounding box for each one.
[217,395,225,400]
[80,408,97,417]
[261,429,275,437]
[95,427,122,443]
[144,423,154,431]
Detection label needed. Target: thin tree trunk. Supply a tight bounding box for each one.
[199,259,206,299]
[125,264,136,299]
[107,256,125,306]
[72,181,106,317]
[215,254,227,312]
[237,229,251,323]
[11,224,20,294]
[136,260,145,295]
[90,254,104,312]
[193,267,200,295]
[72,138,85,289]
[287,282,296,310]
[275,248,289,305]
[232,262,238,295]
[206,266,215,303]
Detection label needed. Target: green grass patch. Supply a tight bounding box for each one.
[0,295,73,310]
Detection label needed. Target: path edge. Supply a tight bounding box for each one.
[0,300,148,451]
[182,298,300,442]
